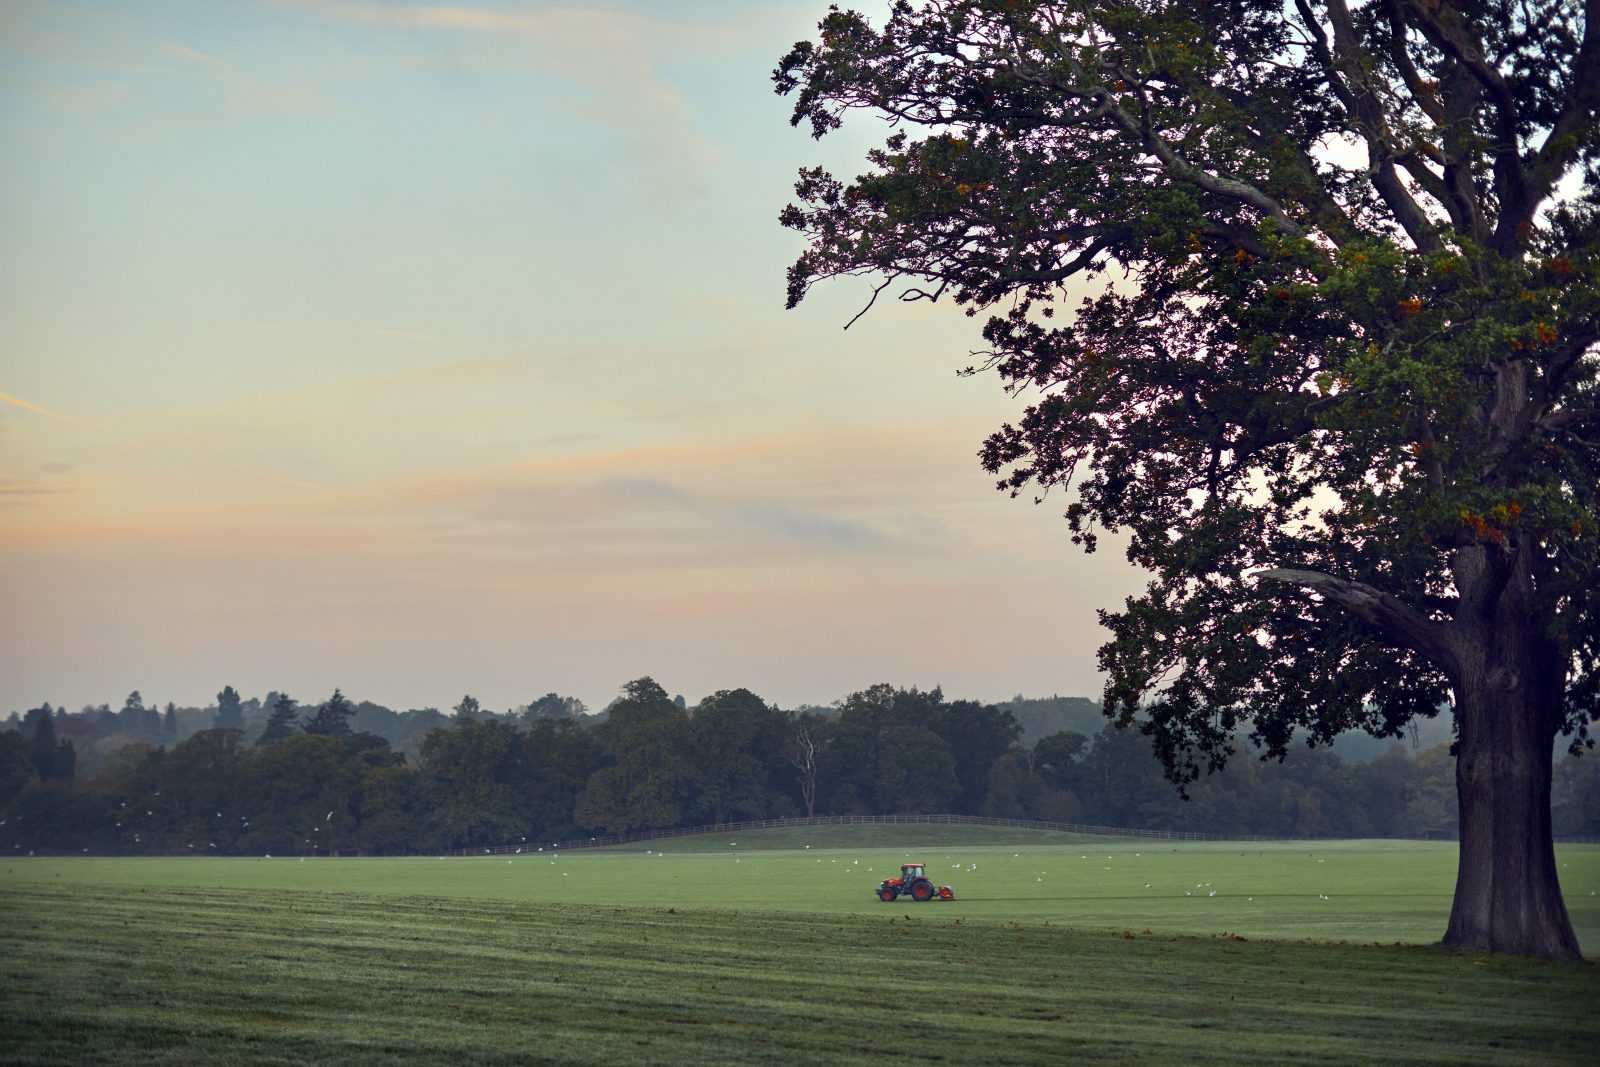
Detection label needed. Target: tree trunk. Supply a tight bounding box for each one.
[787,724,819,819]
[1442,578,1583,960]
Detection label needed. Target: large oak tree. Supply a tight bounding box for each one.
[776,0,1599,958]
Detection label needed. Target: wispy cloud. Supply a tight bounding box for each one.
[308,2,584,33]
[239,320,480,346]
[0,482,72,497]
[0,6,335,126]
[306,0,722,203]
[184,355,526,426]
[605,475,884,549]
[143,36,335,126]
[178,453,333,494]
[0,388,331,494]
[0,390,94,426]
[606,476,694,506]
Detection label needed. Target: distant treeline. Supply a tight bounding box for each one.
[3,678,1597,855]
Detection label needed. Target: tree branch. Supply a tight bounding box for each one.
[1521,0,1600,235]
[1397,0,1535,251]
[1325,0,1443,252]
[1002,56,1308,237]
[844,276,894,330]
[1255,567,1456,670]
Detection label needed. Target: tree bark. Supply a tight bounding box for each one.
[1261,554,1585,959]
[1441,550,1583,960]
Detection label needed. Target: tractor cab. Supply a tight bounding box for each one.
[876,860,955,902]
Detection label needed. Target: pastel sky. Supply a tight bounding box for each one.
[0,0,1144,716]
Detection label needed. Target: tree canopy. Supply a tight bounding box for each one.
[214,686,243,730]
[776,0,1598,958]
[302,689,355,738]
[6,678,1534,859]
[257,693,300,746]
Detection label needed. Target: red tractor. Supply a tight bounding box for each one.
[876,862,956,902]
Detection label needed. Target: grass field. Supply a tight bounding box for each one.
[3,829,1597,1064]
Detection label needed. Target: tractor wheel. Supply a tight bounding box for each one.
[878,887,896,902]
[911,880,934,902]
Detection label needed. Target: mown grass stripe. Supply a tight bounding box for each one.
[4,844,1597,1065]
[4,880,1596,1066]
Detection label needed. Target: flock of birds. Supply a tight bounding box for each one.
[443,844,1353,905]
[5,811,1342,903]
[22,821,1597,909]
